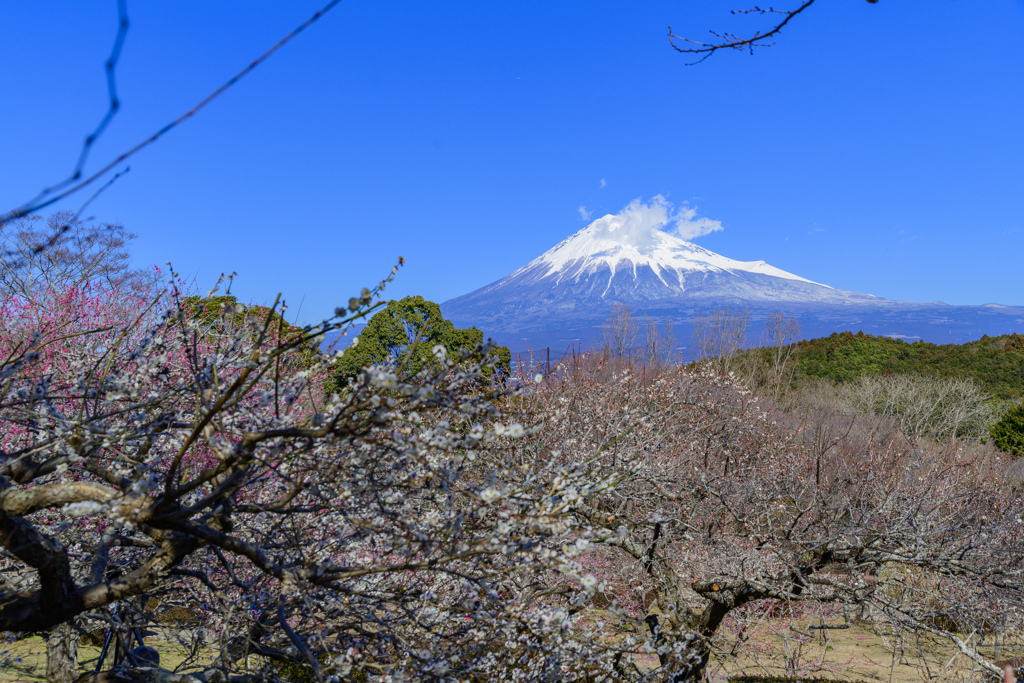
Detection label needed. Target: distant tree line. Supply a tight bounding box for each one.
[788,330,1024,401]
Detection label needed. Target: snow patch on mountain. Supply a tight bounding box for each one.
[439,197,1024,350]
[519,214,825,294]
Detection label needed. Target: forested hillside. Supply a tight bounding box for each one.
[788,331,1024,400]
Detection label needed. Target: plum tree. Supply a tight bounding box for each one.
[0,257,708,681]
[521,355,1024,680]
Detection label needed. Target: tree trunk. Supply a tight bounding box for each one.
[46,620,80,683]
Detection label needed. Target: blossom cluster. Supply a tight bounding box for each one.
[0,269,702,680]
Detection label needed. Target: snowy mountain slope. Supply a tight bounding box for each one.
[445,214,880,319]
[440,215,1024,352]
[517,214,824,290]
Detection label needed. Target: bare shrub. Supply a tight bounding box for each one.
[760,310,801,403]
[0,210,156,297]
[644,314,676,369]
[793,373,998,440]
[693,305,749,371]
[603,302,638,359]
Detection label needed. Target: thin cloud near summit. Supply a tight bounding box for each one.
[587,195,724,246]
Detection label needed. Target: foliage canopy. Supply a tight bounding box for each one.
[183,293,322,369]
[991,403,1024,457]
[330,295,511,388]
[784,331,1024,400]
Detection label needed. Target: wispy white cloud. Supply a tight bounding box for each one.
[578,205,592,221]
[669,201,724,241]
[599,178,606,188]
[586,195,723,248]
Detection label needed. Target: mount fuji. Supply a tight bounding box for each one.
[441,212,1024,355]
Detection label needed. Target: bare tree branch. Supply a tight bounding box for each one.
[669,1,818,64]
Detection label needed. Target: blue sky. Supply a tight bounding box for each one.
[2,1,1022,323]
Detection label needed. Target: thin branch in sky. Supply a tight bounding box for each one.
[668,0,818,65]
[26,0,130,211]
[4,0,345,222]
[76,167,131,221]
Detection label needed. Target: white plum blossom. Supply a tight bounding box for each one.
[0,259,710,680]
[367,368,397,388]
[63,501,107,517]
[479,487,502,503]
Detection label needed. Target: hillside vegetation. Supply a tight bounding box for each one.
[701,321,1023,444]
[785,331,1024,400]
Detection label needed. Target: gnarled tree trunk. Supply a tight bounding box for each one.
[46,620,79,683]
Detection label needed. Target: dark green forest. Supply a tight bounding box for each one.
[785,331,1024,400]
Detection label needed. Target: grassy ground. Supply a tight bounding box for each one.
[1,619,1018,681]
[705,621,1004,682]
[580,610,1022,682]
[0,635,200,682]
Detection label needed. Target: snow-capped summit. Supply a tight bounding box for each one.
[440,200,1024,351]
[513,212,827,296]
[444,211,879,330]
